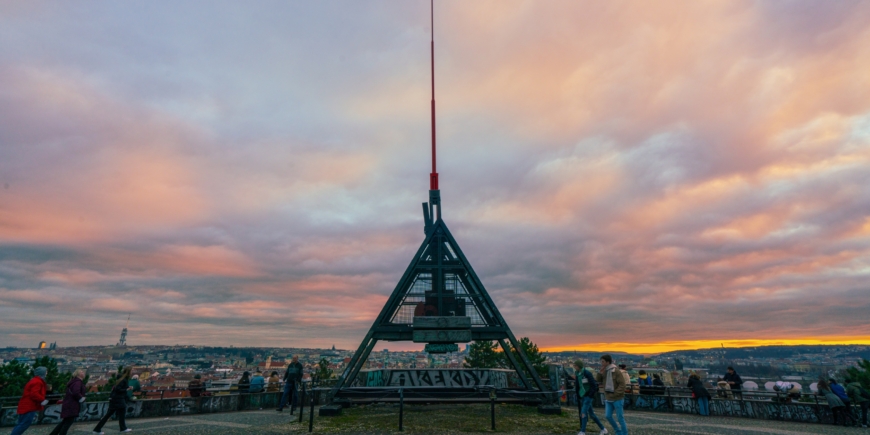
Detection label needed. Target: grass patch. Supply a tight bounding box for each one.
[279,403,583,434]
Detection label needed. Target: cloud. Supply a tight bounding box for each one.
[0,0,869,351]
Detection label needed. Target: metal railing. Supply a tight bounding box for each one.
[0,380,316,427]
[590,385,860,425]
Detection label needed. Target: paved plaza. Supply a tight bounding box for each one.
[13,407,869,435]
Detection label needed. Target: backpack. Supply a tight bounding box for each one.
[577,369,598,397]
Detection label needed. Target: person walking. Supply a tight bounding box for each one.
[10,366,49,435]
[595,355,627,435]
[49,369,87,435]
[92,367,132,434]
[687,373,711,416]
[723,367,742,399]
[276,356,303,413]
[845,377,870,428]
[572,361,607,435]
[817,379,848,426]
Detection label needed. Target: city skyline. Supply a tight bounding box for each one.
[1,1,870,352]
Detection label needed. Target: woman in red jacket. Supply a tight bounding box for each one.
[49,369,87,435]
[10,366,48,435]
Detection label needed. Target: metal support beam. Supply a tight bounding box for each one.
[498,339,532,390]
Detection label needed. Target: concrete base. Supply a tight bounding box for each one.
[537,405,562,415]
[319,404,343,417]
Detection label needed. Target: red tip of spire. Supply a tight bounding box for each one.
[430,173,439,190]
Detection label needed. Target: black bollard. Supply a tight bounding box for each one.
[308,392,315,432]
[298,383,306,423]
[490,389,496,431]
[399,388,404,431]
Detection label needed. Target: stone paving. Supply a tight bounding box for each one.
[15,408,869,434]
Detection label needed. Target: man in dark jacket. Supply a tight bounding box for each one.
[723,367,743,399]
[845,377,870,428]
[277,356,304,413]
[572,361,606,435]
[11,367,48,435]
[188,375,204,397]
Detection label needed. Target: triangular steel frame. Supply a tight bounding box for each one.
[328,208,547,401]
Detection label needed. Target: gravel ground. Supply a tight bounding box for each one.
[15,405,869,434]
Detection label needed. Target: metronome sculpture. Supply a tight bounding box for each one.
[326,1,547,403]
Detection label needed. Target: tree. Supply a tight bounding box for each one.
[315,358,334,381]
[0,357,74,397]
[0,360,33,397]
[500,337,548,379]
[463,341,501,369]
[846,358,870,389]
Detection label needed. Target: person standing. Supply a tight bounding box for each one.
[127,375,141,401]
[276,356,303,413]
[845,377,870,428]
[188,375,204,397]
[818,379,847,426]
[10,366,49,435]
[595,355,627,435]
[829,379,854,425]
[652,374,665,387]
[617,364,631,387]
[687,373,711,416]
[723,367,742,399]
[49,369,87,435]
[92,367,132,434]
[573,361,607,435]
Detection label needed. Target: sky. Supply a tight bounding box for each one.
[1,0,869,353]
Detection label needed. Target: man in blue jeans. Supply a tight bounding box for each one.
[11,367,49,435]
[595,355,628,435]
[573,361,607,435]
[276,355,303,413]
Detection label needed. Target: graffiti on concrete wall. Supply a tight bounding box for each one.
[1,392,287,427]
[621,392,827,423]
[358,369,509,388]
[630,394,669,412]
[1,408,20,426]
[52,401,141,424]
[366,370,383,387]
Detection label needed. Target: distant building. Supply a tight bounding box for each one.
[38,341,47,349]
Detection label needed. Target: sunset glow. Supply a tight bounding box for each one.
[1,1,869,351]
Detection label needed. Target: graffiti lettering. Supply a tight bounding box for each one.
[356,369,508,389]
